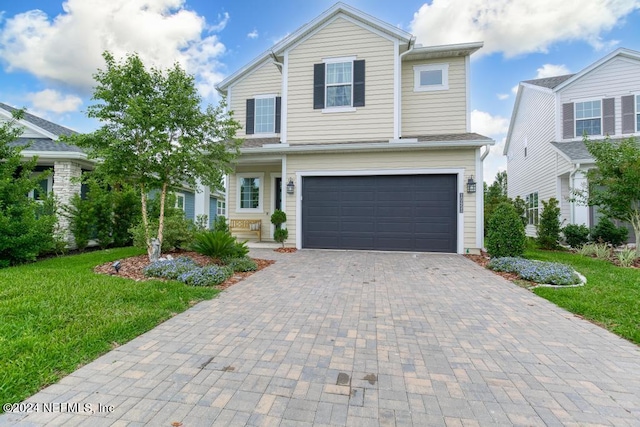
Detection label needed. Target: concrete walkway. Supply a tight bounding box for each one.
[3,250,640,426]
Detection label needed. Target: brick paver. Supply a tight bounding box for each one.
[3,250,640,426]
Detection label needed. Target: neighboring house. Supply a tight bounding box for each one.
[1,102,214,247]
[0,102,92,246]
[505,48,640,241]
[216,2,493,253]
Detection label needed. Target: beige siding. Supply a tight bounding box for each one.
[560,57,640,139]
[401,58,467,135]
[229,61,282,138]
[286,17,395,144]
[284,149,478,250]
[228,164,281,241]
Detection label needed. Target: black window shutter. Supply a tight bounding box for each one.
[562,103,574,139]
[353,60,365,107]
[246,99,255,135]
[275,96,281,134]
[621,95,635,134]
[603,97,615,136]
[313,63,325,109]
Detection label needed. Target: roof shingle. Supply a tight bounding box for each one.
[523,74,575,89]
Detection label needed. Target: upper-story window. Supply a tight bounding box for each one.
[326,62,352,107]
[414,64,449,92]
[575,100,601,136]
[255,97,275,133]
[245,96,280,135]
[314,58,365,112]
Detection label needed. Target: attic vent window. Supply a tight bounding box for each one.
[414,63,449,92]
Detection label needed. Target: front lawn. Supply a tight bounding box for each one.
[525,248,640,345]
[0,248,219,407]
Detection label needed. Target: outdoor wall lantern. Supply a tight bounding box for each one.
[466,176,477,194]
[286,178,295,195]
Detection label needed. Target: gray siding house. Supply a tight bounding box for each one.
[505,48,640,240]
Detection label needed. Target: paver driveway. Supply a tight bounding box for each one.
[3,249,640,426]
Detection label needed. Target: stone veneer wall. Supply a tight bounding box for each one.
[52,161,82,248]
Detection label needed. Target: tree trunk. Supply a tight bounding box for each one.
[140,184,153,261]
[156,182,168,257]
[629,211,640,257]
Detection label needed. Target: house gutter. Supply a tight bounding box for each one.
[396,37,416,138]
[480,144,490,161]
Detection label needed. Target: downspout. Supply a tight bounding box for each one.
[480,144,490,161]
[569,163,581,224]
[397,37,416,139]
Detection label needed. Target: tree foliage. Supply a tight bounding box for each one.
[486,202,526,258]
[583,136,640,253]
[67,51,241,260]
[0,109,58,266]
[536,198,561,249]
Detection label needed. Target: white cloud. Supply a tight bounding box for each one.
[209,12,229,32]
[0,0,228,98]
[534,63,571,78]
[471,109,509,137]
[470,110,509,184]
[410,0,639,57]
[247,29,259,39]
[497,93,509,100]
[27,89,82,113]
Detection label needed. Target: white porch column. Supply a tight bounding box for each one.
[193,179,210,227]
[53,161,82,248]
[572,170,590,226]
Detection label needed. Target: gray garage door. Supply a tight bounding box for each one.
[302,175,457,252]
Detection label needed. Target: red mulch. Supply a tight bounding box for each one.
[464,252,522,282]
[94,250,274,290]
[274,247,297,253]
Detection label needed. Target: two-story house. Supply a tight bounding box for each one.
[505,48,640,239]
[217,3,492,253]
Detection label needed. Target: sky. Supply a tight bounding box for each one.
[1,0,639,184]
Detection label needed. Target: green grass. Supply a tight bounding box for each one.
[525,248,640,345]
[0,248,219,407]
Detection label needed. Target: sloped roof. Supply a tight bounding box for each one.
[217,2,413,92]
[0,102,77,137]
[549,140,593,163]
[10,137,85,153]
[522,74,575,89]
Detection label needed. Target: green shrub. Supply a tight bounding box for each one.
[536,198,562,250]
[562,224,590,248]
[616,248,637,267]
[270,210,286,227]
[487,257,580,286]
[591,217,628,247]
[225,256,258,272]
[212,215,229,233]
[66,193,93,250]
[274,228,289,247]
[486,202,526,258]
[191,230,238,259]
[178,265,233,286]
[579,242,612,259]
[111,187,141,247]
[131,214,196,253]
[511,196,528,227]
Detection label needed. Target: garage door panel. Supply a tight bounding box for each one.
[302,175,457,252]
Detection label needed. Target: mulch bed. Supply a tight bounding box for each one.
[94,251,274,290]
[274,247,297,253]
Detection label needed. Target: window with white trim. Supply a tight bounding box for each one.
[237,173,263,212]
[28,175,52,201]
[175,193,186,211]
[217,200,226,216]
[414,64,449,92]
[326,62,352,107]
[575,100,601,136]
[526,192,539,226]
[254,97,275,134]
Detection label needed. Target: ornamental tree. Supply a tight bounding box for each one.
[584,136,640,254]
[68,52,241,261]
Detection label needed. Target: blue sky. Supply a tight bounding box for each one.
[1,0,639,183]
